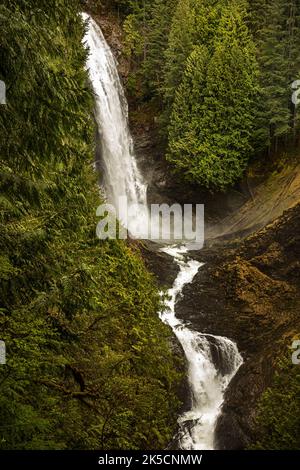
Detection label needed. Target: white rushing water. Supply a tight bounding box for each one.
[159,246,243,450]
[82,13,149,235]
[83,13,243,450]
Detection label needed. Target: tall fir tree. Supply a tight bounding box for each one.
[167,2,259,190]
[163,0,196,107]
[249,0,300,152]
[163,0,228,125]
[142,0,177,96]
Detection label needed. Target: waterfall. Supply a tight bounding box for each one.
[82,13,148,235]
[159,246,243,450]
[82,12,243,450]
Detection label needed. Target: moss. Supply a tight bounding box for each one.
[0,0,180,450]
[251,354,300,450]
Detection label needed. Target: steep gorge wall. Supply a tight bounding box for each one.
[177,203,300,448]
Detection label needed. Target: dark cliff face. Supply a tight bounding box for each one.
[175,203,300,448]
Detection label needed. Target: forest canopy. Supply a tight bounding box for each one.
[105,0,300,190]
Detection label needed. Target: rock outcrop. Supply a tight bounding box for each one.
[176,203,300,448]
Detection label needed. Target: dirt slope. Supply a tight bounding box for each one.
[206,161,300,242]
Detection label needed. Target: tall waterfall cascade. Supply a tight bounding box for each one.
[82,12,243,450]
[82,12,149,236]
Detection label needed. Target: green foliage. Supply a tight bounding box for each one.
[251,354,300,450]
[249,0,300,151]
[0,0,181,450]
[143,0,177,95]
[113,0,300,189]
[123,14,144,58]
[163,0,196,107]
[163,0,226,109]
[167,3,259,189]
[113,0,175,102]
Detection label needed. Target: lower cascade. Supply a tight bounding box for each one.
[83,13,243,450]
[160,246,243,450]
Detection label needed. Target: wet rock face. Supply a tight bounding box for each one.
[139,240,180,287]
[84,4,130,81]
[176,203,300,449]
[214,354,273,449]
[208,336,236,376]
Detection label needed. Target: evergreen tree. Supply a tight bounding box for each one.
[163,0,196,107]
[249,0,300,152]
[282,0,300,140]
[167,3,259,190]
[247,0,269,35]
[167,45,209,179]
[251,0,291,151]
[163,0,228,125]
[142,0,177,95]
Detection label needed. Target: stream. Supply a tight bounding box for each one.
[82,13,243,451]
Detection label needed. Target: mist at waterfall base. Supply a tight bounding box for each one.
[83,13,243,450]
